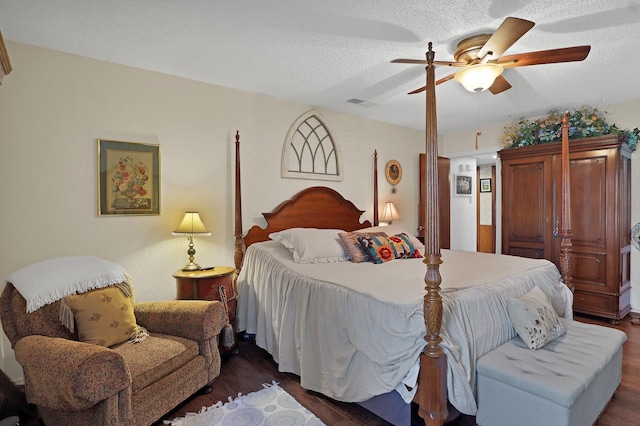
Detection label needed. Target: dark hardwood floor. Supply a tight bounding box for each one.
[159,314,640,426]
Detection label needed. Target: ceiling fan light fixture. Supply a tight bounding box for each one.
[454,63,503,93]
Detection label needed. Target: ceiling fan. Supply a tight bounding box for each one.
[392,17,591,95]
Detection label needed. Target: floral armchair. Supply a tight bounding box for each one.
[0,282,227,426]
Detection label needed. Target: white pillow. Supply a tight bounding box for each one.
[269,228,348,263]
[507,286,565,350]
[357,224,425,254]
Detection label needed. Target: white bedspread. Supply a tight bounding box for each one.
[237,241,572,415]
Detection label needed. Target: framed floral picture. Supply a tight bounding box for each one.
[98,139,160,215]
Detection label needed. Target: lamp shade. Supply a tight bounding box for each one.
[172,212,211,236]
[380,201,400,223]
[454,63,503,93]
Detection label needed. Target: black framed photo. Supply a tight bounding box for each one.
[480,178,492,193]
[454,175,472,196]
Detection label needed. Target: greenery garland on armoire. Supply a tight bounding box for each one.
[502,106,638,152]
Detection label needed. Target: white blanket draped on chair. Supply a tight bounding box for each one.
[6,256,128,312]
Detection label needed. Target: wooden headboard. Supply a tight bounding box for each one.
[242,186,372,248]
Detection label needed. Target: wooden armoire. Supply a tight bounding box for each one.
[500,135,632,323]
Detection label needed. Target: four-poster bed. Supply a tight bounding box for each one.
[232,44,574,426]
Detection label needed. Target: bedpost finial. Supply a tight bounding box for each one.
[374,149,377,158]
[426,42,435,63]
[235,130,240,142]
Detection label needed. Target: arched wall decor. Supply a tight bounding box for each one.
[281,110,343,181]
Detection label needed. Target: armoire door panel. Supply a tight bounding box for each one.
[505,162,548,243]
[571,251,606,288]
[567,155,607,247]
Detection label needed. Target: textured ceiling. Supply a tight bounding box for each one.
[1,0,639,134]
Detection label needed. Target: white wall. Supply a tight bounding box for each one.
[448,157,477,251]
[0,42,425,381]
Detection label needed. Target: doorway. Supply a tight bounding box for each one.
[477,164,496,253]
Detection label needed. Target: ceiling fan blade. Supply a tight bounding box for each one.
[392,58,428,64]
[433,61,469,68]
[407,73,455,95]
[408,86,426,95]
[478,17,535,60]
[497,45,591,68]
[489,75,512,94]
[392,58,466,67]
[434,61,468,68]
[437,73,456,85]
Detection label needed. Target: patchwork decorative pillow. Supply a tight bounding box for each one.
[358,233,423,264]
[269,228,348,263]
[64,285,140,347]
[507,286,565,350]
[356,225,425,255]
[388,233,423,259]
[358,234,395,263]
[338,231,387,263]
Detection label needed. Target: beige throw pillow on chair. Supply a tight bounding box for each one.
[64,285,139,347]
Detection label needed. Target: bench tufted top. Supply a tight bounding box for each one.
[477,319,626,408]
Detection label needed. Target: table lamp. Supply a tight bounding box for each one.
[172,211,211,271]
[380,201,400,224]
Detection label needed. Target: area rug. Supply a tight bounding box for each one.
[165,381,326,425]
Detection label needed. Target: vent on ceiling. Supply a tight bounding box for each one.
[347,98,378,108]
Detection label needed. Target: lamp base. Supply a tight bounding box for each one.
[181,236,202,271]
[181,262,201,271]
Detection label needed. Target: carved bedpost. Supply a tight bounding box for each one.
[417,42,447,426]
[558,115,574,292]
[373,150,379,226]
[233,131,245,281]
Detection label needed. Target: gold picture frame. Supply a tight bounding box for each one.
[385,159,402,186]
[98,139,160,215]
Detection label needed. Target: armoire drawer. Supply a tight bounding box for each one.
[573,290,616,315]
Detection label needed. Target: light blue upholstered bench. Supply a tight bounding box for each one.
[476,319,626,426]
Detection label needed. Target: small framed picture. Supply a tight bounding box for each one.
[480,178,492,193]
[454,175,472,196]
[385,159,402,186]
[98,139,160,215]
